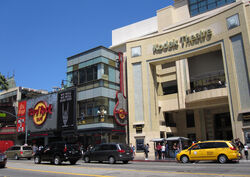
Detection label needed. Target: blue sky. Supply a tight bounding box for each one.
[0,0,174,91]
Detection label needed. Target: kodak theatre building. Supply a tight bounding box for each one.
[111,0,250,157]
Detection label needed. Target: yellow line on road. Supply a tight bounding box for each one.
[8,167,115,177]
[65,165,250,177]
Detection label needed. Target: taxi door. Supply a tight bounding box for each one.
[188,144,205,161]
[200,142,216,160]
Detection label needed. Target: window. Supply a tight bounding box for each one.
[164,112,176,127]
[214,142,228,148]
[188,0,236,16]
[78,65,98,84]
[162,80,178,95]
[131,46,141,57]
[186,111,195,128]
[136,139,144,151]
[227,14,240,30]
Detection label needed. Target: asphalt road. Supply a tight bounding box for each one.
[1,159,250,177]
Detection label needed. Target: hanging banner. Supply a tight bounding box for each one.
[57,88,76,131]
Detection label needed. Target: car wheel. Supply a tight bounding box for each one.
[27,158,31,160]
[123,160,128,164]
[70,160,77,165]
[218,154,227,164]
[34,156,41,164]
[0,164,5,168]
[54,156,61,165]
[14,154,19,160]
[181,155,189,163]
[108,156,116,164]
[84,156,90,163]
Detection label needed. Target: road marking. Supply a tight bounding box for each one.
[8,162,250,177]
[64,165,250,177]
[7,167,115,177]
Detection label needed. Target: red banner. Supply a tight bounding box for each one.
[17,101,27,117]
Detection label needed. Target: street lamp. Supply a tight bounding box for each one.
[97,106,107,143]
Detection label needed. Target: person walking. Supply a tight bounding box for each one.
[144,143,149,160]
[244,143,248,160]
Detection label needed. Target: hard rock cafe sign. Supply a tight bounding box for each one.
[113,53,128,126]
[28,101,52,126]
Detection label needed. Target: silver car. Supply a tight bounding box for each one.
[5,145,33,160]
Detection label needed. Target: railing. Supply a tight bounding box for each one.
[187,74,226,94]
[77,116,114,125]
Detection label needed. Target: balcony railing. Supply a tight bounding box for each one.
[187,74,226,94]
[77,116,114,125]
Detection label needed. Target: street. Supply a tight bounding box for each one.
[1,159,250,177]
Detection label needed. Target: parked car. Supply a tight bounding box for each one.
[5,145,33,160]
[83,143,134,164]
[33,142,82,165]
[176,140,241,163]
[0,151,7,168]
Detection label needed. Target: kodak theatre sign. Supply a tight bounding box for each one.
[153,29,212,54]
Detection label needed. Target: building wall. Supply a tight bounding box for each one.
[111,1,250,158]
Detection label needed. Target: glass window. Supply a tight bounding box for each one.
[86,67,93,82]
[188,0,236,16]
[131,46,141,57]
[214,142,228,148]
[136,139,144,151]
[79,69,86,84]
[162,80,178,95]
[227,14,240,30]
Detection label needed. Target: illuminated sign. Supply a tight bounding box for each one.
[28,101,52,126]
[153,29,212,54]
[0,113,6,118]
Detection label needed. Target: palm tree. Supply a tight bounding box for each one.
[0,73,8,91]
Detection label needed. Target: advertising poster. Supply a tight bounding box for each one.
[57,88,76,131]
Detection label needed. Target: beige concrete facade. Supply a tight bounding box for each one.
[111,0,250,159]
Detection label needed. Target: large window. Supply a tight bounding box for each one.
[79,65,98,84]
[188,0,236,16]
[162,80,178,95]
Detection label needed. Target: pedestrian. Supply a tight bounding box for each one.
[144,143,149,160]
[235,138,244,158]
[173,143,178,158]
[156,143,162,160]
[130,144,136,157]
[161,143,166,159]
[165,143,169,158]
[244,143,248,160]
[32,144,38,156]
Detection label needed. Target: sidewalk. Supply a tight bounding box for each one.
[132,156,250,163]
[133,156,176,162]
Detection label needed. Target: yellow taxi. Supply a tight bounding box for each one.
[176,140,240,163]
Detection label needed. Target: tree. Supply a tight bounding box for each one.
[0,73,8,91]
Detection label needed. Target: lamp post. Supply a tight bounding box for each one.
[97,106,107,143]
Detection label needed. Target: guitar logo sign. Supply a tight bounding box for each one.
[113,52,128,126]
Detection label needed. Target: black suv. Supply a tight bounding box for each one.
[83,143,133,164]
[34,142,82,165]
